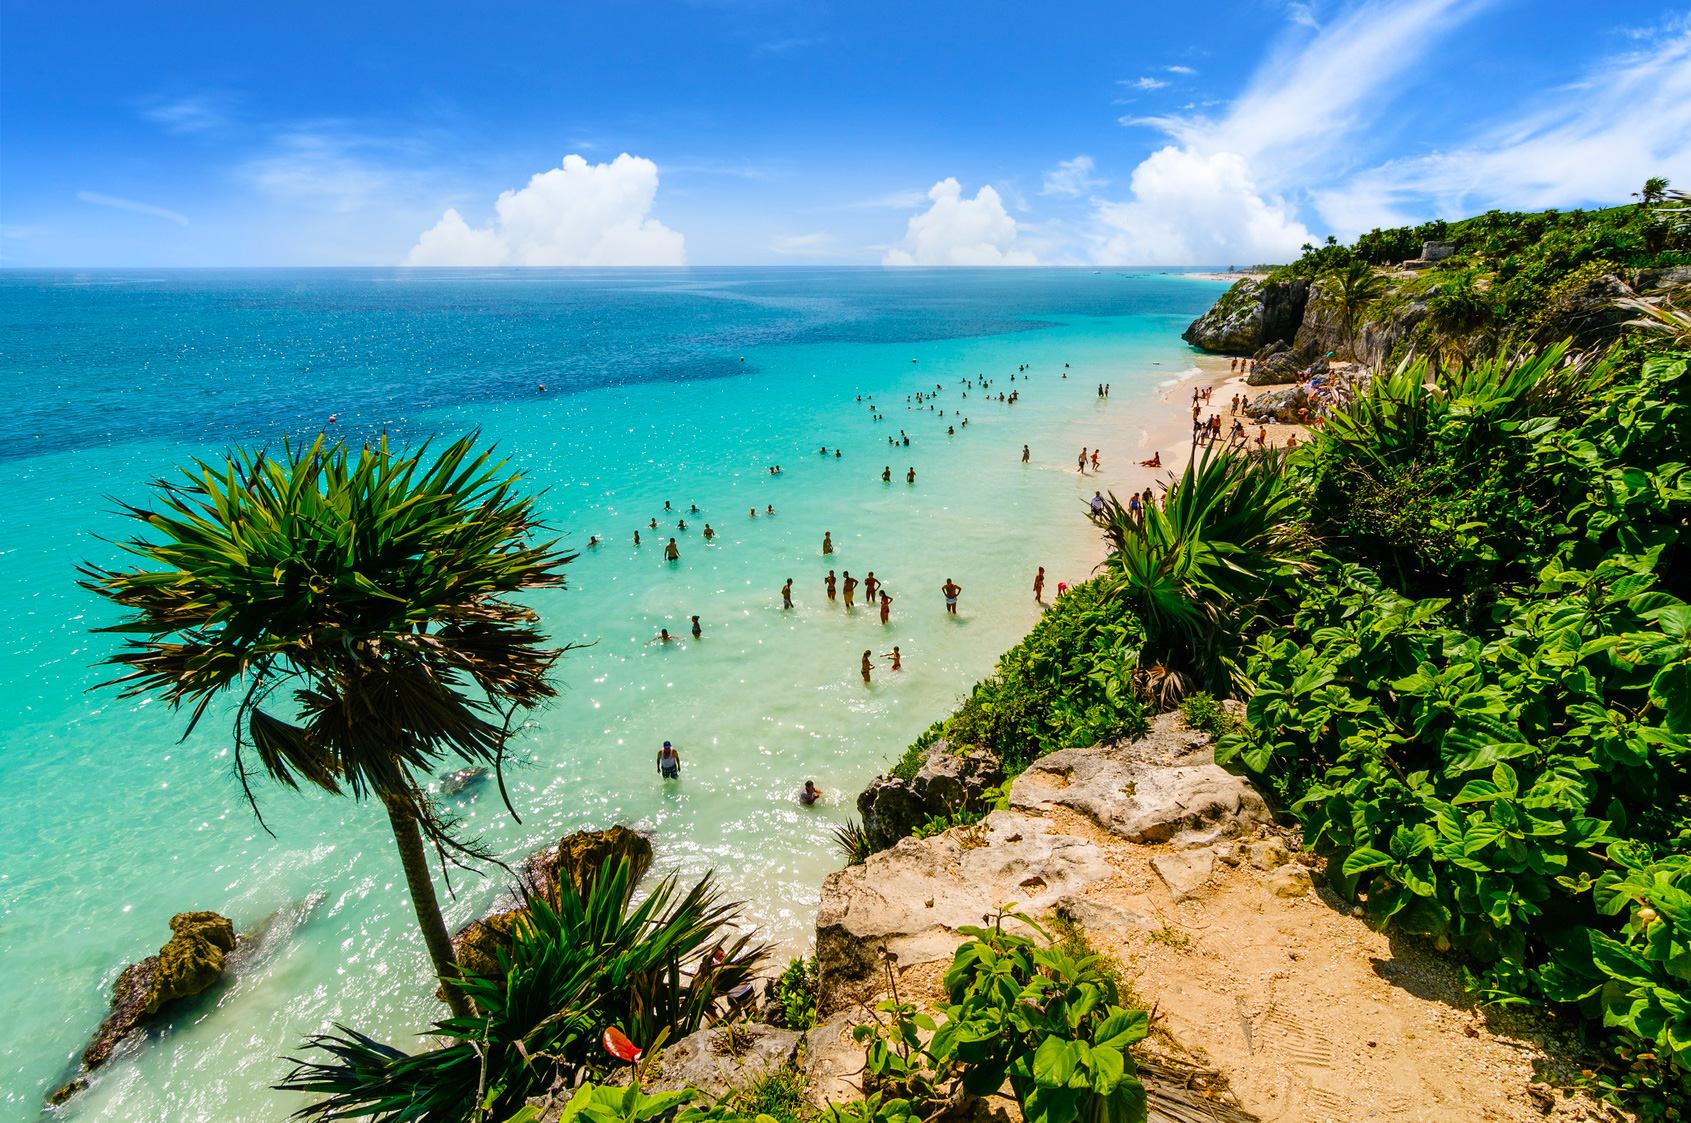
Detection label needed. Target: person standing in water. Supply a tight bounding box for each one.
[825,570,837,601]
[864,572,880,602]
[781,579,794,610]
[1033,566,1046,604]
[799,780,821,806]
[906,466,916,484]
[885,645,902,671]
[941,578,962,615]
[1077,448,1087,474]
[703,524,715,541]
[664,538,680,562]
[860,650,873,683]
[1022,444,1030,463]
[657,741,681,779]
[822,531,833,555]
[879,590,893,624]
[633,530,641,547]
[691,615,702,639]
[882,466,892,483]
[843,571,858,609]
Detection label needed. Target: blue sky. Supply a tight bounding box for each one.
[2,0,1687,266]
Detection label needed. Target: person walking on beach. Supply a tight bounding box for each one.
[879,590,892,624]
[822,531,833,555]
[657,741,682,779]
[1033,566,1046,604]
[1090,490,1106,517]
[861,650,874,683]
[1077,448,1087,474]
[1090,449,1100,472]
[691,615,702,639]
[782,579,794,610]
[665,538,680,562]
[941,578,962,615]
[843,571,858,609]
[1022,444,1030,463]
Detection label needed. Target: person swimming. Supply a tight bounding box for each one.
[654,627,673,644]
[657,740,681,779]
[588,535,600,548]
[799,780,821,806]
[677,519,687,531]
[765,504,775,516]
[703,524,715,541]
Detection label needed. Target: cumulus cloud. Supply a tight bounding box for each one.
[883,179,1038,266]
[1090,149,1311,264]
[406,154,685,266]
[1041,155,1105,197]
[1090,0,1485,263]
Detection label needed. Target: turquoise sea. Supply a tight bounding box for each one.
[0,267,1224,1120]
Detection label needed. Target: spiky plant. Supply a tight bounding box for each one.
[1094,447,1311,692]
[832,820,874,866]
[278,856,765,1122]
[80,434,575,1018]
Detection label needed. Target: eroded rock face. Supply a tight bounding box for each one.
[1242,384,1311,423]
[1183,278,1309,355]
[452,826,653,980]
[815,810,1113,1016]
[1009,747,1269,845]
[858,740,1004,851]
[81,911,236,1070]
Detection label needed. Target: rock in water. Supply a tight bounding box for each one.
[441,765,489,796]
[80,911,236,1070]
[452,826,654,981]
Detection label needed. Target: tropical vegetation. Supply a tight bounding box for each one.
[81,434,574,1018]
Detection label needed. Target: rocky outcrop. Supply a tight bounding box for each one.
[1181,278,1309,355]
[79,912,236,1073]
[1242,384,1311,424]
[857,739,1004,850]
[452,826,653,980]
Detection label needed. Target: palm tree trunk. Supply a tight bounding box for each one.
[384,797,473,1019]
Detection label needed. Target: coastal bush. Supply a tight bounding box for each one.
[851,910,1150,1123]
[1095,446,1312,692]
[278,856,764,1121]
[831,821,874,866]
[771,956,819,1031]
[927,580,1148,776]
[1217,347,1691,1110]
[1176,692,1237,739]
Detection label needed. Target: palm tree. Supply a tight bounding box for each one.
[1635,176,1670,208]
[80,433,574,1018]
[1327,260,1390,361]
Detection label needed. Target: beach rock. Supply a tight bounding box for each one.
[1182,278,1309,354]
[441,765,489,796]
[1267,862,1314,898]
[1248,838,1293,871]
[452,826,653,980]
[1152,848,1216,902]
[636,1024,803,1099]
[1008,741,1270,845]
[81,911,236,1070]
[815,810,1113,1016]
[1537,272,1642,349]
[801,1012,873,1110]
[1242,384,1311,424]
[858,739,1004,850]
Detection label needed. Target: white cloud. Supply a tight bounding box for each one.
[1165,65,1198,76]
[1090,0,1486,263]
[1312,17,1691,235]
[76,191,189,226]
[141,95,227,134]
[1041,155,1105,197]
[405,154,686,267]
[1287,2,1320,30]
[883,179,1038,266]
[1090,149,1311,264]
[1121,77,1168,91]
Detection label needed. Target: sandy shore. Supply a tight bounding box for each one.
[1170,271,1269,284]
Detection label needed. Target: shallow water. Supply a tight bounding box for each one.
[0,267,1223,1120]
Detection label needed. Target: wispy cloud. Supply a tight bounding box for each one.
[753,35,823,57]
[76,191,189,226]
[838,188,932,210]
[1041,155,1105,197]
[1120,76,1168,92]
[140,94,229,134]
[1286,2,1320,30]
[1313,13,1691,234]
[1165,65,1198,76]
[770,231,838,255]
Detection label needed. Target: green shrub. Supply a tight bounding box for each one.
[771,957,818,1031]
[729,1065,808,1122]
[1177,692,1238,739]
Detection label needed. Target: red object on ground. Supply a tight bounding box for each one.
[601,1026,642,1063]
